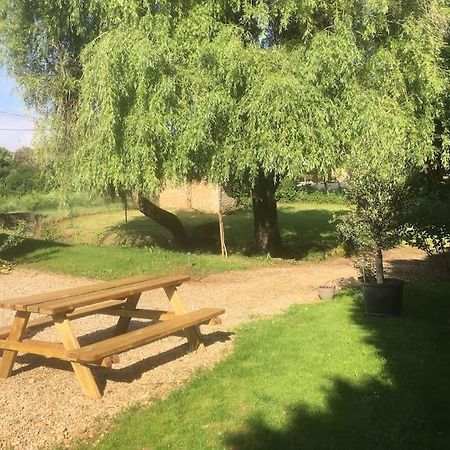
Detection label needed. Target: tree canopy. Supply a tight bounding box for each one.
[71,1,448,252]
[1,0,448,253]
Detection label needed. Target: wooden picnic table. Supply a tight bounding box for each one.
[0,274,224,398]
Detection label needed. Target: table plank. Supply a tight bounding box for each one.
[28,275,190,315]
[0,274,158,311]
[0,339,70,361]
[0,299,127,339]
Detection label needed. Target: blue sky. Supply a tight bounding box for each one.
[0,66,35,151]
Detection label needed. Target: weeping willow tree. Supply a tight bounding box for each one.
[1,0,447,253]
[74,0,447,253]
[75,16,351,250]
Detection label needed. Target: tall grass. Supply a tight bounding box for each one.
[0,191,119,215]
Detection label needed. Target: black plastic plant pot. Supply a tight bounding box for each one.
[361,279,404,317]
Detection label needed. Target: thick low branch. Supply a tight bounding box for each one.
[138,194,188,248]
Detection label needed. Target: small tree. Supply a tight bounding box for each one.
[337,94,431,284]
[338,174,413,284]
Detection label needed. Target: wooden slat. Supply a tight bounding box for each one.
[104,309,176,321]
[0,339,120,367]
[70,308,225,363]
[0,339,71,361]
[0,274,158,311]
[28,275,190,315]
[103,309,221,325]
[0,299,127,339]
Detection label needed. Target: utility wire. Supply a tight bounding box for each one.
[0,128,34,131]
[0,110,33,119]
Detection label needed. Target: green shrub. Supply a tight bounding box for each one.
[276,179,347,204]
[291,189,347,204]
[0,191,113,214]
[337,171,412,284]
[0,220,27,272]
[403,188,450,272]
[1,164,47,196]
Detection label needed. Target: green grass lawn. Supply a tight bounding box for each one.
[4,239,277,279]
[3,202,346,279]
[74,282,450,450]
[45,202,346,258]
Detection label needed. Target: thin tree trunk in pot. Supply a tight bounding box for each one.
[375,247,384,284]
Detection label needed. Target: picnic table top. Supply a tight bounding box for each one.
[0,274,190,315]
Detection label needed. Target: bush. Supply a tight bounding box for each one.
[0,192,59,213]
[403,188,450,272]
[1,164,47,196]
[0,220,27,272]
[276,179,347,204]
[0,191,112,214]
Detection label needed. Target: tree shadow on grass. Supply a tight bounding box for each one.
[104,207,346,260]
[225,284,450,450]
[0,236,68,264]
[206,207,346,259]
[277,208,347,259]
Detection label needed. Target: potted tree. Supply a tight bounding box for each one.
[334,87,436,316]
[337,170,412,316]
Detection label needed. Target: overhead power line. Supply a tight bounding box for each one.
[0,110,33,119]
[0,128,34,131]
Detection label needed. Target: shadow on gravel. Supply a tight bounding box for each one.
[11,326,233,394]
[387,253,450,282]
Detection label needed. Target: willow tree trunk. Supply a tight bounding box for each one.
[138,194,188,248]
[251,171,282,255]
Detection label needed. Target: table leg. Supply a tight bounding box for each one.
[52,313,101,399]
[114,293,141,335]
[164,286,205,351]
[0,310,30,378]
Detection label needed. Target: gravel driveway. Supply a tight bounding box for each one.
[0,248,428,449]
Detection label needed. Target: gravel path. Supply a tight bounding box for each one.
[0,248,427,449]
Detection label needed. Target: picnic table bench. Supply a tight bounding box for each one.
[0,274,224,398]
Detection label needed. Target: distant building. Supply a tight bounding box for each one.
[156,181,236,214]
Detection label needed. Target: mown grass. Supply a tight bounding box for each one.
[74,282,450,450]
[50,203,346,260]
[3,239,276,280]
[3,202,346,279]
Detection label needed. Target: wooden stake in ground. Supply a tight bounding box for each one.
[218,187,228,258]
[121,191,128,223]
